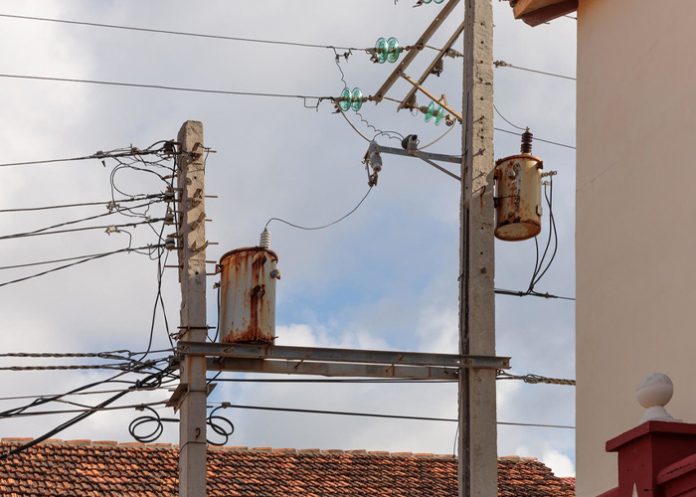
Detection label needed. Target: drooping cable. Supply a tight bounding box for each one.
[0,365,174,460]
[0,244,163,289]
[264,188,372,232]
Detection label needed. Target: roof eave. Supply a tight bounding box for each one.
[511,0,578,26]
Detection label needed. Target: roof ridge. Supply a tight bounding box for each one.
[0,438,455,457]
[0,438,555,465]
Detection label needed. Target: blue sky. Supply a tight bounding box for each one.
[0,0,577,477]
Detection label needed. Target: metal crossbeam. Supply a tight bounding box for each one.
[373,0,461,102]
[178,342,509,381]
[207,358,460,380]
[376,145,462,164]
[398,21,465,110]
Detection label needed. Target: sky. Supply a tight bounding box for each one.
[0,0,577,478]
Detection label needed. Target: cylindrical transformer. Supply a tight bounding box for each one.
[218,247,279,344]
[494,153,543,241]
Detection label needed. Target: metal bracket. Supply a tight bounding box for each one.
[166,382,217,411]
[372,143,462,181]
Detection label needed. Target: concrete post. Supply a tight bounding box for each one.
[459,0,497,496]
[176,120,208,497]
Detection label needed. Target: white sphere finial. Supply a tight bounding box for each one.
[636,373,679,423]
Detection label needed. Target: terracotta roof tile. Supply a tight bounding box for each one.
[0,439,574,496]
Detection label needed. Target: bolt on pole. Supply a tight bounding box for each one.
[176,120,209,497]
[459,0,497,496]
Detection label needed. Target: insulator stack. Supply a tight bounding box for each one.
[259,228,271,249]
[338,87,364,112]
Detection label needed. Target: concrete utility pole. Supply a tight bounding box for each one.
[176,120,208,497]
[459,0,497,496]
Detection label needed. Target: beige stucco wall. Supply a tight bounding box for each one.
[576,1,696,496]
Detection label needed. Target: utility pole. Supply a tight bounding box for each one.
[459,1,497,497]
[176,120,208,497]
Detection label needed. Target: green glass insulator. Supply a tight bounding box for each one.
[351,87,364,111]
[386,37,400,63]
[434,105,445,125]
[422,0,432,3]
[339,88,352,111]
[424,101,435,122]
[375,37,388,64]
[434,0,445,3]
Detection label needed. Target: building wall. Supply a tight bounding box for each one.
[576,1,696,496]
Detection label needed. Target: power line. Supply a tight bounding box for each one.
[0,244,163,289]
[493,104,526,131]
[0,75,577,153]
[495,288,575,301]
[0,386,172,402]
[0,348,172,360]
[0,193,163,214]
[497,371,576,386]
[0,147,170,168]
[212,378,455,384]
[0,366,173,460]
[494,60,576,81]
[0,400,169,418]
[0,362,144,372]
[12,199,164,239]
[0,218,164,241]
[265,188,372,232]
[0,13,364,51]
[210,402,575,430]
[0,247,155,271]
[495,127,576,150]
[0,73,333,104]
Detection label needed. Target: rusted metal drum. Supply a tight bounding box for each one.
[494,154,543,241]
[218,247,279,344]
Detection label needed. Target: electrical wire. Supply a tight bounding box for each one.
[0,247,155,271]
[0,13,365,51]
[0,146,170,168]
[8,199,164,240]
[528,178,558,290]
[494,288,575,301]
[497,371,576,386]
[264,187,372,232]
[0,218,164,241]
[0,362,147,372]
[141,151,179,357]
[495,127,575,150]
[0,365,174,460]
[0,401,169,419]
[211,377,454,384]
[0,244,163,289]
[493,104,526,131]
[417,124,457,150]
[0,73,334,106]
[0,194,163,214]
[0,13,461,58]
[0,387,172,402]
[210,402,575,430]
[0,357,172,421]
[494,60,576,81]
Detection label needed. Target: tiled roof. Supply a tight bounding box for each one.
[0,438,575,497]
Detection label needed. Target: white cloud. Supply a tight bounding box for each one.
[542,448,576,477]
